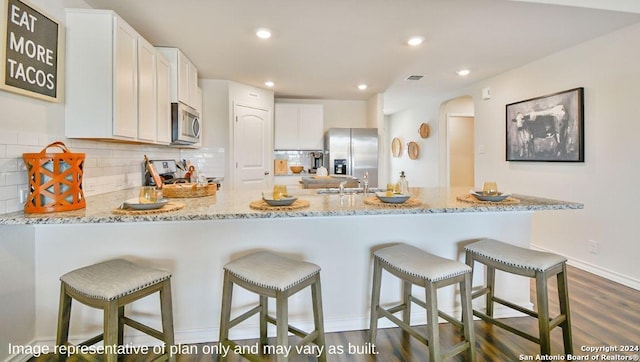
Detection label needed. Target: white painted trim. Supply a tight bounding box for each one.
[531,244,640,291]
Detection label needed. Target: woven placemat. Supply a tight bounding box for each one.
[249,199,310,211]
[363,196,422,208]
[112,201,185,215]
[456,194,520,205]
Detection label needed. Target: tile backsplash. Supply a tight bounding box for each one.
[0,129,224,214]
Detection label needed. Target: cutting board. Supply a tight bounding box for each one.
[274,159,288,175]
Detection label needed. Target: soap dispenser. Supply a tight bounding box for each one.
[398,171,409,194]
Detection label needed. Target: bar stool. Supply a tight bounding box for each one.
[465,238,572,355]
[219,251,326,362]
[56,259,175,362]
[369,244,476,362]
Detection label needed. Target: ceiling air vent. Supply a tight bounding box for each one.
[405,75,424,81]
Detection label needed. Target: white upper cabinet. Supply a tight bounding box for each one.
[137,36,157,142]
[274,103,323,150]
[156,47,199,110]
[65,9,168,144]
[156,52,172,144]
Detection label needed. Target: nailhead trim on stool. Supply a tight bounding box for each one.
[219,251,326,362]
[369,244,476,362]
[56,259,175,362]
[465,238,573,356]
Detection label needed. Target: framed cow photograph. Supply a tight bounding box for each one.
[506,87,584,162]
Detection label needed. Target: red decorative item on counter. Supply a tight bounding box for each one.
[22,142,86,213]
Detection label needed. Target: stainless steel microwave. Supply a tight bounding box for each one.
[171,102,201,145]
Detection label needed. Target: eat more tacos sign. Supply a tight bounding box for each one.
[1,0,62,102]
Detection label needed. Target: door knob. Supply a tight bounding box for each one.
[264,171,270,175]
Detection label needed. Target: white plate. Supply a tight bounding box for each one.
[123,198,169,210]
[470,191,510,202]
[375,192,411,204]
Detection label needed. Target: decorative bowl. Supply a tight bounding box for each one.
[123,198,169,210]
[262,193,298,206]
[289,165,304,174]
[470,191,510,202]
[375,192,410,204]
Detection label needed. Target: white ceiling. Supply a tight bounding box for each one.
[83,0,640,114]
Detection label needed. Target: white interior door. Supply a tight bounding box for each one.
[233,105,270,191]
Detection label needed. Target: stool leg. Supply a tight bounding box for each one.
[535,271,551,355]
[369,258,383,344]
[311,275,327,362]
[461,272,477,362]
[486,266,496,317]
[160,279,176,361]
[56,283,72,349]
[276,291,289,362]
[402,280,412,325]
[259,295,269,351]
[425,281,441,362]
[219,271,234,361]
[117,306,125,346]
[104,300,119,362]
[557,263,573,354]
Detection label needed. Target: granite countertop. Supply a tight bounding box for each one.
[0,187,583,225]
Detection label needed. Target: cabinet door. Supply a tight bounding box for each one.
[177,50,190,105]
[156,53,172,144]
[137,36,157,142]
[298,105,324,150]
[113,19,138,139]
[188,62,199,108]
[274,104,299,150]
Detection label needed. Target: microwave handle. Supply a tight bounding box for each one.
[192,117,201,137]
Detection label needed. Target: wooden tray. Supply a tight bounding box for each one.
[162,183,217,198]
[112,201,185,215]
[250,199,310,211]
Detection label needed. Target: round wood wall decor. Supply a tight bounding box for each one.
[391,137,402,157]
[407,141,420,160]
[419,123,430,138]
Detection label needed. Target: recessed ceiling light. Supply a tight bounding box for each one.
[456,69,471,76]
[265,81,274,87]
[358,84,368,90]
[407,36,424,46]
[256,28,272,39]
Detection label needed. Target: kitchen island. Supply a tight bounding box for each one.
[0,187,582,359]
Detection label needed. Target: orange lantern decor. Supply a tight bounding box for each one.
[22,142,86,213]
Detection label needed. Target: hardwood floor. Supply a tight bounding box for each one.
[32,266,640,361]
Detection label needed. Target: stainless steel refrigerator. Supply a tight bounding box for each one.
[325,128,378,187]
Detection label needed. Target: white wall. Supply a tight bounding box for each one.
[387,22,640,288]
[467,22,640,288]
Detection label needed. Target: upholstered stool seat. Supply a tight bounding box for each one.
[56,259,175,362]
[465,238,572,355]
[219,251,326,362]
[369,244,476,362]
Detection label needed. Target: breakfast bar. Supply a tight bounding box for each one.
[0,187,582,352]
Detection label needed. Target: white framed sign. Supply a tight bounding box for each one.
[0,0,63,102]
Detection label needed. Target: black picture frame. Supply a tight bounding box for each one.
[506,87,584,162]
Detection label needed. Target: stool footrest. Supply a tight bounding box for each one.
[442,341,472,361]
[493,296,539,319]
[377,306,430,346]
[473,310,540,344]
[264,314,317,342]
[221,340,264,362]
[77,334,104,347]
[122,316,164,341]
[229,305,262,329]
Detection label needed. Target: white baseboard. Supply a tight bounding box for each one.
[531,244,640,291]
